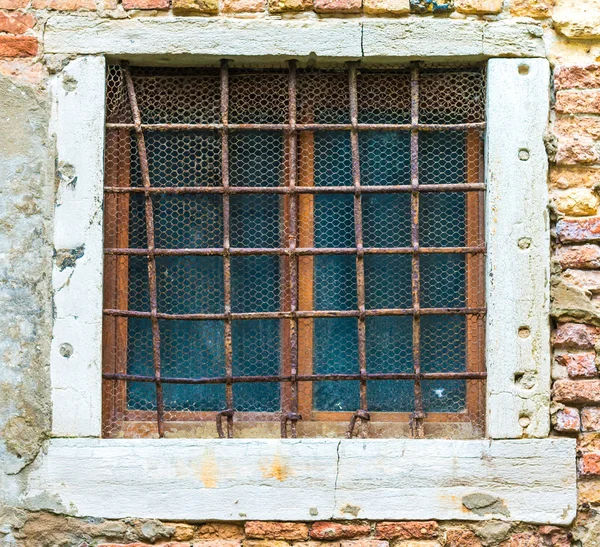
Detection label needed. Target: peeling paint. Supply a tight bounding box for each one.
[53,244,84,271]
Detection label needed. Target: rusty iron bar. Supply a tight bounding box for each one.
[284,59,300,439]
[104,183,486,195]
[410,61,424,439]
[104,307,487,320]
[104,370,488,385]
[105,246,487,257]
[123,63,165,438]
[104,63,488,436]
[220,59,234,439]
[106,122,486,132]
[348,62,369,439]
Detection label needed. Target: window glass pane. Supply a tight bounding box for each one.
[364,255,412,309]
[313,317,359,411]
[230,131,284,188]
[362,194,412,248]
[232,319,281,412]
[230,195,282,248]
[366,316,413,412]
[157,256,224,315]
[314,255,357,311]
[231,256,281,313]
[360,131,411,186]
[313,131,353,187]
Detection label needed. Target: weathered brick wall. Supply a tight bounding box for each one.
[2,516,578,546]
[3,0,600,545]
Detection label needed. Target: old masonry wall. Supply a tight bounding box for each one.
[3,0,600,545]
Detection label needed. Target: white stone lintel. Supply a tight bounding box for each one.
[24,438,576,524]
[43,17,545,61]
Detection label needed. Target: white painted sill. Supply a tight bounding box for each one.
[24,438,576,524]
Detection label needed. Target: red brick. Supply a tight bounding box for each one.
[580,452,600,475]
[197,524,244,539]
[221,0,264,11]
[375,522,438,540]
[579,478,600,504]
[553,406,581,432]
[99,544,190,547]
[556,352,598,378]
[340,541,388,547]
[556,64,600,91]
[31,0,95,9]
[555,117,600,140]
[196,542,242,547]
[500,533,542,547]
[313,0,360,11]
[0,10,34,34]
[509,0,552,18]
[550,166,600,190]
[553,323,600,349]
[122,0,168,8]
[582,407,600,431]
[553,379,600,404]
[310,523,371,540]
[556,90,600,115]
[557,217,600,243]
[445,529,481,547]
[556,245,600,269]
[245,523,309,541]
[0,0,28,7]
[0,35,36,57]
[579,432,600,452]
[556,136,599,165]
[539,526,571,547]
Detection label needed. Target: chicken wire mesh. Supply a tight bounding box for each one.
[102,61,487,439]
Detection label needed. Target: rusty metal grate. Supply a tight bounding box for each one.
[102,61,487,439]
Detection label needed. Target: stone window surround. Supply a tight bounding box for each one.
[38,16,577,525]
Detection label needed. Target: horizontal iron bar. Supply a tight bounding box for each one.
[106,122,486,132]
[104,183,486,195]
[104,307,486,320]
[103,371,488,385]
[105,246,486,256]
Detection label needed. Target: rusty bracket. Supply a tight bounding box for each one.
[281,412,302,438]
[346,409,371,439]
[216,408,235,438]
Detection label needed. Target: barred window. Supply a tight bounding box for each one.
[102,61,486,440]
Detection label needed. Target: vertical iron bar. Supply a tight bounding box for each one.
[410,61,424,439]
[285,59,300,438]
[347,62,369,439]
[123,64,165,438]
[221,59,234,439]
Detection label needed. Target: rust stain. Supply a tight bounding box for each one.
[261,452,292,481]
[196,448,218,488]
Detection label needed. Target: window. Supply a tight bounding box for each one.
[102,61,486,440]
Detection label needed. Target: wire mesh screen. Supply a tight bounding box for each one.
[102,61,487,439]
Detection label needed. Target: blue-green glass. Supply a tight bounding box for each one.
[232,319,280,412]
[364,255,412,309]
[127,318,226,411]
[313,317,359,411]
[230,131,284,187]
[366,316,414,412]
[359,131,411,186]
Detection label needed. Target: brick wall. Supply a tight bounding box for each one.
[550,63,600,503]
[3,0,600,545]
